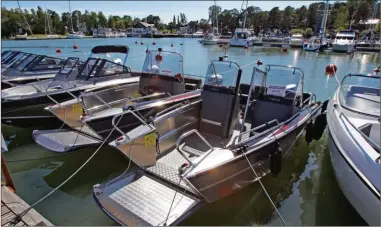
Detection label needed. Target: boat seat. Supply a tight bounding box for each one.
[246,94,296,128]
[139,72,185,96]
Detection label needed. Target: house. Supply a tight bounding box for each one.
[132,22,158,35]
[179,23,192,34]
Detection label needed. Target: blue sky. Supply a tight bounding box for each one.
[2,1,317,23]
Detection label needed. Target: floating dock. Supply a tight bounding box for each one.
[1,186,53,226]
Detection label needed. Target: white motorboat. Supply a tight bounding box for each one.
[230,0,258,47]
[192,31,204,38]
[303,36,329,51]
[327,73,380,226]
[203,28,219,45]
[332,30,356,52]
[289,34,304,47]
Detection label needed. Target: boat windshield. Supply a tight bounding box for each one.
[27,56,65,71]
[1,51,14,62]
[57,57,82,76]
[339,74,380,117]
[10,54,38,71]
[336,36,354,40]
[205,60,240,88]
[142,50,183,77]
[235,32,249,39]
[77,58,129,80]
[3,52,25,65]
[263,65,304,99]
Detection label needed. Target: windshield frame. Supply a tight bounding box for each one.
[338,74,380,117]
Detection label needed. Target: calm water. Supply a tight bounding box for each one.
[2,37,379,226]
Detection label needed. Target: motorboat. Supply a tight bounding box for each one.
[289,34,304,48]
[33,48,203,152]
[192,31,204,38]
[303,36,329,52]
[331,30,356,52]
[67,31,85,39]
[230,28,257,47]
[15,33,28,40]
[1,51,26,69]
[2,52,67,89]
[92,59,323,226]
[202,27,219,45]
[1,45,140,128]
[327,73,380,226]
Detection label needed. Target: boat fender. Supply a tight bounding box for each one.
[305,121,314,144]
[321,99,329,113]
[312,113,327,140]
[270,144,282,177]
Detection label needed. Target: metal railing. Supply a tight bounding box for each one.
[235,119,280,143]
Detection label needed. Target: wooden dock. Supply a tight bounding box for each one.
[1,186,53,226]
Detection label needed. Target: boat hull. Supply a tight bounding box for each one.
[230,39,253,47]
[202,39,218,45]
[332,43,355,52]
[328,131,380,226]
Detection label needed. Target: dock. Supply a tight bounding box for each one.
[1,186,53,226]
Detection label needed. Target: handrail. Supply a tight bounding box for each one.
[44,81,78,107]
[176,129,213,166]
[155,101,185,118]
[236,119,280,143]
[111,109,155,140]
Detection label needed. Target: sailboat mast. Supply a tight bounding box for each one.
[17,0,33,36]
[319,0,329,39]
[242,0,248,29]
[369,0,378,40]
[214,0,218,32]
[68,0,74,32]
[46,10,52,35]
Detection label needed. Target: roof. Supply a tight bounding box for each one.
[358,18,380,25]
[140,22,155,28]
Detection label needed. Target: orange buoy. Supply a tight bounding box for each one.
[73,44,78,50]
[325,64,337,76]
[257,60,263,66]
[155,54,163,62]
[282,47,287,52]
[56,48,62,53]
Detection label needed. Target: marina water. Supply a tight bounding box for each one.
[2,37,379,225]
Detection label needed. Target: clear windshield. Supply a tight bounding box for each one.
[4,52,25,66]
[10,54,37,70]
[28,56,65,71]
[205,60,240,87]
[142,50,183,77]
[1,51,13,62]
[339,75,380,116]
[77,58,128,80]
[265,65,303,98]
[58,57,82,75]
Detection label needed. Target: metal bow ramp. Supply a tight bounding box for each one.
[32,126,102,152]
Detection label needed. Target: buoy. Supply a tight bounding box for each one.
[305,122,314,144]
[244,45,248,50]
[152,42,156,45]
[141,42,144,45]
[312,113,327,140]
[257,60,263,66]
[180,43,183,45]
[135,41,138,44]
[282,47,287,52]
[170,44,174,47]
[155,54,163,62]
[146,49,149,54]
[325,64,337,76]
[219,44,223,47]
[374,66,380,73]
[73,44,78,50]
[56,48,62,53]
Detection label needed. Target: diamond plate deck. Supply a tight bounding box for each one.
[97,173,200,226]
[33,129,101,152]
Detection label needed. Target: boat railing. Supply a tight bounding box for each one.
[176,129,213,166]
[44,81,79,107]
[235,119,280,143]
[111,109,155,140]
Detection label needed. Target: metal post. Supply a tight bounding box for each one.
[1,153,16,192]
[240,69,256,135]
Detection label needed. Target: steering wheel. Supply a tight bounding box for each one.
[144,85,157,94]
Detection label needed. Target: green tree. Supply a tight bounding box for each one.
[334,5,349,29]
[267,7,281,28]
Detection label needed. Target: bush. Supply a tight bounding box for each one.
[304,28,313,37]
[291,28,304,35]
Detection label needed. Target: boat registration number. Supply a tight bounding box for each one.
[72,103,83,113]
[267,85,286,97]
[144,133,156,147]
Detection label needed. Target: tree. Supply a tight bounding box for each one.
[108,15,115,28]
[295,5,308,28]
[97,12,107,27]
[180,13,187,24]
[208,5,222,28]
[199,18,211,31]
[281,6,295,30]
[334,5,349,30]
[267,7,281,28]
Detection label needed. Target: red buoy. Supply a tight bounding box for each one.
[73,44,78,50]
[155,54,163,62]
[152,42,156,45]
[244,45,248,50]
[56,48,62,53]
[374,66,380,73]
[257,60,263,66]
[282,47,287,52]
[325,64,337,76]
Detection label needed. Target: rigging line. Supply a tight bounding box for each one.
[241,150,288,226]
[8,112,125,222]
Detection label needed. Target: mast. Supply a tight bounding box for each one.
[214,0,218,33]
[369,0,379,40]
[319,0,329,40]
[242,0,248,29]
[16,0,33,36]
[68,0,74,32]
[46,10,52,35]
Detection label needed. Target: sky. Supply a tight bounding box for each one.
[2,1,319,23]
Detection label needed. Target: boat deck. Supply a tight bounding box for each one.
[1,186,53,226]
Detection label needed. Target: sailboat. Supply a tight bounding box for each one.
[230,0,258,47]
[202,0,220,45]
[67,0,84,39]
[15,0,33,40]
[45,9,58,39]
[303,0,329,51]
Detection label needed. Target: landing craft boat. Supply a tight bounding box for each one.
[33,49,203,152]
[327,73,380,226]
[2,52,66,89]
[1,45,140,128]
[92,59,323,226]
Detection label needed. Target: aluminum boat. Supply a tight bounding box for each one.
[2,45,140,128]
[32,48,203,152]
[327,73,380,226]
[92,59,323,226]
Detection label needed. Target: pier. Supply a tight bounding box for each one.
[1,154,53,226]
